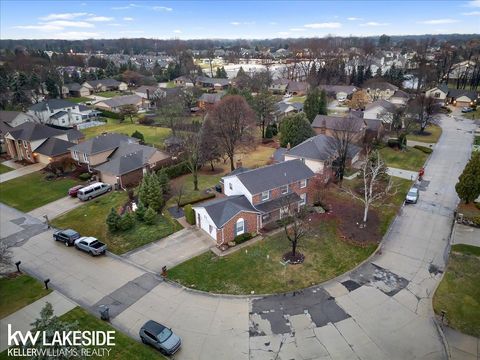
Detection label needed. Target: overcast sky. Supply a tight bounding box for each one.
[1,0,479,40]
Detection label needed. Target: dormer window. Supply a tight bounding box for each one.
[229,183,233,190]
[300,179,307,188]
[261,191,269,202]
[281,185,289,194]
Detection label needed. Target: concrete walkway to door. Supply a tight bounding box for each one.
[124,227,214,273]
[0,163,44,183]
[28,196,84,220]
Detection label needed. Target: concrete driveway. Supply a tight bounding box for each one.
[124,227,215,273]
[0,163,44,183]
[28,196,84,220]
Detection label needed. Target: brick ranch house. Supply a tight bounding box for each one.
[193,160,315,246]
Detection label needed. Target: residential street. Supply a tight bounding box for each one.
[0,115,476,360]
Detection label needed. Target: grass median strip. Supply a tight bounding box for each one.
[379,146,429,171]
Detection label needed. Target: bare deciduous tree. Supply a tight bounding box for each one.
[343,151,395,226]
[408,94,440,133]
[180,131,203,191]
[280,196,311,264]
[210,95,256,171]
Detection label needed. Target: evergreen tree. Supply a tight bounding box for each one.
[106,207,121,232]
[237,66,246,77]
[349,66,356,85]
[303,87,321,123]
[144,207,156,225]
[119,212,135,231]
[106,61,118,77]
[455,152,480,203]
[375,67,382,77]
[131,130,145,143]
[365,65,373,80]
[319,89,327,115]
[45,76,59,98]
[135,200,146,221]
[279,113,315,147]
[139,173,164,212]
[157,170,170,195]
[216,66,228,78]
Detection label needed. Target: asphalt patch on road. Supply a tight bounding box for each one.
[93,273,161,318]
[250,288,350,335]
[341,280,362,292]
[1,216,48,247]
[349,262,409,296]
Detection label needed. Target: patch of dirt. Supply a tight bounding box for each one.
[283,251,305,264]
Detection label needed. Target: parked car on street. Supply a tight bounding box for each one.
[139,320,181,355]
[74,236,107,256]
[461,107,474,113]
[406,187,419,204]
[77,182,112,201]
[53,229,80,246]
[68,185,84,197]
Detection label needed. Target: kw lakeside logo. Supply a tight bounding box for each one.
[7,324,116,357]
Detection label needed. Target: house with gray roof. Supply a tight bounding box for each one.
[27,99,97,126]
[94,94,144,113]
[312,114,367,143]
[363,99,398,123]
[274,101,303,122]
[82,79,128,93]
[193,159,315,246]
[65,83,90,97]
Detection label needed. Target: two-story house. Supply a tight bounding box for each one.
[193,160,315,246]
[311,114,366,144]
[27,99,97,126]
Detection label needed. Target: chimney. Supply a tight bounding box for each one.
[287,142,291,150]
[146,88,150,100]
[236,160,242,169]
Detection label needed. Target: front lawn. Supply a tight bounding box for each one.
[0,306,165,360]
[167,172,223,207]
[234,145,276,169]
[287,96,306,103]
[379,146,429,171]
[96,90,126,98]
[0,172,81,212]
[169,220,376,295]
[51,192,181,254]
[68,96,91,104]
[0,163,13,174]
[407,125,443,143]
[433,244,480,337]
[0,274,52,319]
[81,119,171,148]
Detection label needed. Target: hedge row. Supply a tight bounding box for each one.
[179,193,215,207]
[184,204,195,225]
[234,232,254,244]
[413,145,433,154]
[159,161,191,179]
[99,110,123,120]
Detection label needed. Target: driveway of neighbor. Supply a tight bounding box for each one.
[27,196,84,220]
[124,227,215,273]
[0,163,45,183]
[387,166,419,180]
[451,223,480,247]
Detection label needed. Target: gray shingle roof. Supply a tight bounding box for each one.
[66,128,85,142]
[198,93,224,103]
[50,110,68,119]
[0,111,23,124]
[6,122,65,141]
[29,99,77,112]
[272,147,287,162]
[69,133,138,155]
[287,134,361,162]
[65,83,84,91]
[365,99,397,113]
[194,195,259,228]
[319,85,356,95]
[312,114,365,132]
[391,90,409,99]
[362,81,398,91]
[98,95,142,108]
[35,137,75,157]
[85,79,122,87]
[447,88,478,100]
[235,160,314,195]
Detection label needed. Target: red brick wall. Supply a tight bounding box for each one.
[216,211,259,245]
[251,178,312,206]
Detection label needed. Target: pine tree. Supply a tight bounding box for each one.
[304,87,321,123]
[45,76,59,98]
[455,152,480,203]
[237,66,246,77]
[279,113,315,147]
[106,208,121,232]
[144,207,156,225]
[319,90,327,115]
[157,170,170,195]
[135,200,146,221]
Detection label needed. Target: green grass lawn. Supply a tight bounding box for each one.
[287,96,306,104]
[433,245,480,337]
[169,220,376,295]
[0,163,13,174]
[68,96,91,103]
[380,177,412,235]
[96,91,125,98]
[0,306,166,360]
[0,172,81,212]
[462,108,480,120]
[51,192,181,254]
[0,274,52,319]
[474,135,480,146]
[379,146,429,171]
[407,125,443,143]
[167,173,223,208]
[81,119,171,148]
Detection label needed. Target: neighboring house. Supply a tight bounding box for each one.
[319,85,357,102]
[134,85,166,100]
[363,99,397,124]
[94,95,144,113]
[70,133,139,169]
[311,114,366,144]
[364,119,385,142]
[94,143,171,187]
[197,93,224,110]
[283,134,361,175]
[173,75,194,87]
[274,101,303,122]
[446,89,478,107]
[65,83,90,97]
[193,160,315,246]
[27,99,97,126]
[65,128,85,144]
[196,76,230,90]
[388,90,410,105]
[82,79,128,93]
[362,82,398,101]
[269,78,290,94]
[4,122,74,164]
[425,84,448,101]
[286,81,309,96]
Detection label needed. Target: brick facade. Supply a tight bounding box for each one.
[215,211,259,246]
[251,178,313,206]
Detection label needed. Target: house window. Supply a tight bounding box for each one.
[229,182,233,191]
[262,213,270,222]
[281,185,289,194]
[209,225,213,234]
[280,206,289,219]
[23,140,28,148]
[26,152,31,160]
[73,151,79,160]
[82,153,88,163]
[236,218,245,236]
[434,92,440,98]
[261,191,269,202]
[299,193,307,206]
[300,179,307,188]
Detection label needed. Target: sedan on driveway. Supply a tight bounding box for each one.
[68,185,84,197]
[74,236,107,256]
[406,187,419,204]
[53,229,80,246]
[139,320,181,355]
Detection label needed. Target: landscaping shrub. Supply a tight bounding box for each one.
[106,208,121,232]
[79,172,91,181]
[44,173,56,181]
[157,170,170,194]
[184,204,195,225]
[138,116,155,125]
[413,145,433,154]
[234,232,253,244]
[387,138,400,148]
[144,207,156,225]
[160,161,190,179]
[178,193,215,207]
[118,212,135,231]
[265,125,274,139]
[135,200,146,221]
[131,130,145,143]
[100,110,123,120]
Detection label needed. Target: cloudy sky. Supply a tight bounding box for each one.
[1,0,479,40]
